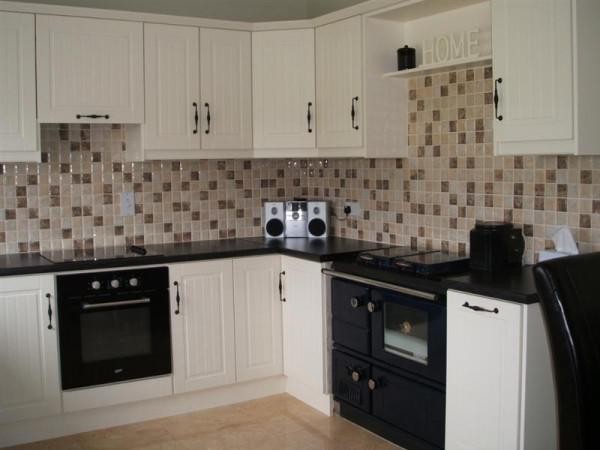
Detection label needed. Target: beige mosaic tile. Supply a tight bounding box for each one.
[1,64,599,262]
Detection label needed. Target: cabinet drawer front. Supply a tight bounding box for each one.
[333,319,370,355]
[332,350,371,412]
[371,366,445,448]
[331,278,370,328]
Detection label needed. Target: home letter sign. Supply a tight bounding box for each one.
[422,28,480,65]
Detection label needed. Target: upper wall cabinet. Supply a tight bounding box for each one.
[200,28,253,152]
[0,12,37,162]
[36,15,144,124]
[316,16,363,149]
[252,29,316,152]
[492,0,600,155]
[144,24,200,154]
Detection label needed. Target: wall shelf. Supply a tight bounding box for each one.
[382,55,492,79]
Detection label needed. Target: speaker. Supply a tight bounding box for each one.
[264,202,285,238]
[307,201,329,238]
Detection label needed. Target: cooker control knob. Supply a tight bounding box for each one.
[129,278,139,287]
[91,280,101,290]
[110,279,120,289]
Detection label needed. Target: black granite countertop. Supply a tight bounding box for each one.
[0,239,539,304]
[330,260,539,304]
[0,237,390,277]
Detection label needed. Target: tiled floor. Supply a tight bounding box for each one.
[10,394,402,450]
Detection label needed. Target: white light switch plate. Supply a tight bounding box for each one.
[121,192,135,216]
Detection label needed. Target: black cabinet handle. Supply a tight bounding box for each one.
[351,97,359,130]
[46,293,53,330]
[494,78,503,121]
[205,103,211,134]
[307,102,313,133]
[462,302,499,314]
[279,271,286,302]
[76,114,109,120]
[193,102,199,134]
[174,281,181,315]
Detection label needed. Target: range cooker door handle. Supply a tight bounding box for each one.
[81,298,151,310]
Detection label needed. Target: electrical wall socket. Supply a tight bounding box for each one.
[344,201,362,217]
[121,192,135,216]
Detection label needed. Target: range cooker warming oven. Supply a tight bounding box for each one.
[57,267,171,390]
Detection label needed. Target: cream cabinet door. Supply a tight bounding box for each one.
[252,29,316,149]
[170,260,236,394]
[316,16,363,148]
[0,12,37,161]
[36,15,144,123]
[446,290,523,450]
[281,256,330,414]
[144,24,200,152]
[233,256,283,382]
[201,29,252,150]
[0,275,60,424]
[492,0,573,150]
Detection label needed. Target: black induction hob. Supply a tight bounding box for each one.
[357,246,470,276]
[40,245,160,263]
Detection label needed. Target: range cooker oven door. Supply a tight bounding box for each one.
[369,288,446,384]
[57,268,172,390]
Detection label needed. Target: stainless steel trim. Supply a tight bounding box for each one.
[82,298,151,310]
[322,269,438,301]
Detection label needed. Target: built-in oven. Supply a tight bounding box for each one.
[57,267,171,390]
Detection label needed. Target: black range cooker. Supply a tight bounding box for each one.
[324,247,469,450]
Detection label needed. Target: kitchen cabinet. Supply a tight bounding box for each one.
[0,275,61,424]
[0,12,37,162]
[143,23,200,153]
[281,256,331,415]
[492,0,600,155]
[316,16,363,149]
[200,28,253,151]
[170,260,236,393]
[252,29,316,152]
[36,15,144,124]
[446,290,557,450]
[233,256,283,382]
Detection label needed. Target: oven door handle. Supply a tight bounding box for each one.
[81,298,151,310]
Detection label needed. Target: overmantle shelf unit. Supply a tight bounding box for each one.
[382,55,492,79]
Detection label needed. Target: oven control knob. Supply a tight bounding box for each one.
[110,279,120,289]
[368,379,377,391]
[91,280,101,290]
[129,278,139,287]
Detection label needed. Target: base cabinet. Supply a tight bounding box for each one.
[0,275,60,424]
[233,256,283,382]
[281,256,330,414]
[170,260,236,394]
[446,290,557,450]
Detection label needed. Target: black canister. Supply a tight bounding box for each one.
[397,45,416,71]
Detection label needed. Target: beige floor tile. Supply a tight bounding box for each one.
[9,394,403,450]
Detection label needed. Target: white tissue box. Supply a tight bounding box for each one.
[538,250,571,262]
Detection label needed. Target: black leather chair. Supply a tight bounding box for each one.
[533,253,600,450]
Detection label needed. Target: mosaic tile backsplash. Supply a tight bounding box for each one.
[1,64,600,263]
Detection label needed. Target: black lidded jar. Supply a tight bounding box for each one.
[469,221,525,271]
[397,45,416,71]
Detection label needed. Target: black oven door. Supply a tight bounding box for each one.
[370,288,446,384]
[59,288,171,390]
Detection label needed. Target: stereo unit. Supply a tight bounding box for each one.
[307,201,329,238]
[285,201,308,237]
[264,202,285,238]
